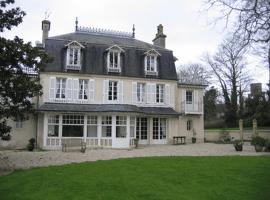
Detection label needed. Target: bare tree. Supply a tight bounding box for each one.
[204,37,251,126]
[204,0,270,86]
[178,63,210,85]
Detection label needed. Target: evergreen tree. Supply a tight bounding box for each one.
[0,0,49,138]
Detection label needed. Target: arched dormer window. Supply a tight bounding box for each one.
[65,41,84,71]
[144,49,161,76]
[106,45,124,73]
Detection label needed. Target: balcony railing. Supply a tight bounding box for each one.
[66,64,81,71]
[108,67,121,73]
[181,101,203,114]
[145,70,158,76]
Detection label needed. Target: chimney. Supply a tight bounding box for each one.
[42,19,51,45]
[152,24,167,48]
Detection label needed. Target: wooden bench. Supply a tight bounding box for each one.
[173,136,186,145]
[61,139,86,153]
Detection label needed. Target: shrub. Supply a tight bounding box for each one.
[1,133,11,141]
[27,138,35,151]
[251,136,265,147]
[265,139,270,152]
[233,140,243,151]
[219,129,232,144]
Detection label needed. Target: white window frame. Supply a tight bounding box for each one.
[136,83,146,103]
[87,116,98,138]
[65,41,84,70]
[153,118,167,140]
[107,50,121,72]
[101,116,112,138]
[56,78,66,99]
[106,45,124,73]
[144,49,160,76]
[156,84,165,103]
[116,116,127,138]
[145,55,157,72]
[79,79,88,100]
[108,80,118,101]
[47,115,59,137]
[186,90,193,104]
[62,114,84,137]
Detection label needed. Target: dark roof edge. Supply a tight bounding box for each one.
[178,82,208,88]
[40,71,178,81]
[47,34,173,52]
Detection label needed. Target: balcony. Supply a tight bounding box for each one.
[145,70,158,76]
[66,64,81,71]
[181,101,203,114]
[108,67,121,73]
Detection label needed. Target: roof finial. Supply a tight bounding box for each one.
[75,17,78,31]
[132,24,135,38]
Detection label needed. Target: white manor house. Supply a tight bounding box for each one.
[2,19,205,150]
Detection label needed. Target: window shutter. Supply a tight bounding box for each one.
[77,48,81,65]
[147,83,156,104]
[165,84,170,105]
[66,78,73,101]
[118,81,123,103]
[152,84,156,103]
[107,53,110,71]
[118,52,121,70]
[73,79,79,100]
[147,83,151,103]
[66,48,70,66]
[182,89,186,111]
[194,90,198,110]
[49,77,56,100]
[103,80,108,103]
[144,56,147,72]
[132,82,137,103]
[89,79,95,102]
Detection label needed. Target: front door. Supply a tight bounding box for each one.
[136,117,148,145]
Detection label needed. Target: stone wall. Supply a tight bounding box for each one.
[204,129,270,142]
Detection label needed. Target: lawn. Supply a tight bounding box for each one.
[0,156,270,200]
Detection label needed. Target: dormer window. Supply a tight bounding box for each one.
[144,49,160,76]
[106,45,124,73]
[65,41,84,71]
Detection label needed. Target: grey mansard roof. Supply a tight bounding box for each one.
[39,103,180,116]
[43,31,178,80]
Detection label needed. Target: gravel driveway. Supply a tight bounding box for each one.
[0,143,269,172]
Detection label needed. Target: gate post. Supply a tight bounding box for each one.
[239,119,243,142]
[253,119,258,136]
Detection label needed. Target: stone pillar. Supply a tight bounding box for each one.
[239,119,243,142]
[253,119,258,136]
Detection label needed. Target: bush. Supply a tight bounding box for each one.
[233,140,243,151]
[1,133,11,141]
[27,138,35,151]
[219,129,232,144]
[265,139,270,152]
[251,136,265,147]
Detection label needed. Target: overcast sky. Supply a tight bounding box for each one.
[2,0,268,87]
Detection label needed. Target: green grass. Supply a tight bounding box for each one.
[0,157,270,200]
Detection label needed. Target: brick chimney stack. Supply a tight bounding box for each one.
[152,24,167,48]
[42,20,50,46]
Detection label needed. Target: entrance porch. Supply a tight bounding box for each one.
[42,113,170,149]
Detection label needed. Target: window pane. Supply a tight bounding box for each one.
[186,91,193,103]
[116,126,126,138]
[87,126,97,137]
[62,125,83,137]
[48,125,59,137]
[74,49,78,64]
